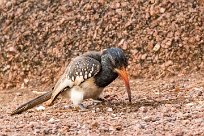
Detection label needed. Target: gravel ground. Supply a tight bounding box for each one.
[0,0,204,89]
[1,72,204,136]
[0,1,204,135]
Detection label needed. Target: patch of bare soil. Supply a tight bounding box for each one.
[0,0,204,135]
[0,72,204,135]
[0,0,204,89]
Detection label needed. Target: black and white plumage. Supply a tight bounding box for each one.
[48,56,101,106]
[11,47,131,115]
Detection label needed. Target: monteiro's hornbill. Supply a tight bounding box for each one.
[11,47,131,115]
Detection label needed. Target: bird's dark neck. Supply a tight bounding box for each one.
[84,51,118,87]
[94,64,118,88]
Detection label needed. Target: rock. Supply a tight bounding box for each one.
[114,124,122,131]
[143,116,153,122]
[107,107,113,112]
[16,92,22,96]
[188,87,203,98]
[186,102,194,107]
[23,79,29,84]
[48,118,56,124]
[141,54,147,60]
[135,123,146,129]
[160,8,166,13]
[35,106,45,111]
[153,43,161,52]
[91,121,99,129]
[139,106,148,113]
[28,121,38,128]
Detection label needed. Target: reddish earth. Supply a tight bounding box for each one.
[1,72,204,135]
[0,0,204,135]
[1,0,204,89]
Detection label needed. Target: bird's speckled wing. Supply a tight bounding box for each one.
[49,56,101,103]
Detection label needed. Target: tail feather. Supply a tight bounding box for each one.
[11,91,52,115]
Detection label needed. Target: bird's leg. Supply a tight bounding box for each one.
[69,86,88,111]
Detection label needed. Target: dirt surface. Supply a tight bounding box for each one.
[0,0,204,89]
[0,0,204,135]
[1,72,204,136]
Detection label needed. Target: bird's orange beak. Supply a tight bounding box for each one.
[115,67,131,102]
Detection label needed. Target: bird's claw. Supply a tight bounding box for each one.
[73,104,88,112]
[92,97,107,106]
[93,97,106,103]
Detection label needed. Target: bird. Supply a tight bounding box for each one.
[11,47,131,115]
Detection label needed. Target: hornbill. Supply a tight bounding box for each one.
[11,47,131,115]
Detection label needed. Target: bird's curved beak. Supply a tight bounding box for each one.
[115,67,131,102]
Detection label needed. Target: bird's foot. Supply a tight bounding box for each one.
[92,97,106,105]
[93,97,106,103]
[73,104,88,112]
[78,104,88,111]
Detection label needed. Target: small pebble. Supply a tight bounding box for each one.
[160,8,166,13]
[107,107,113,112]
[48,118,55,124]
[35,105,45,111]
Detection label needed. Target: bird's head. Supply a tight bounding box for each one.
[101,47,131,102]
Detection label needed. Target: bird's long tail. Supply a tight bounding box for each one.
[10,91,52,115]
